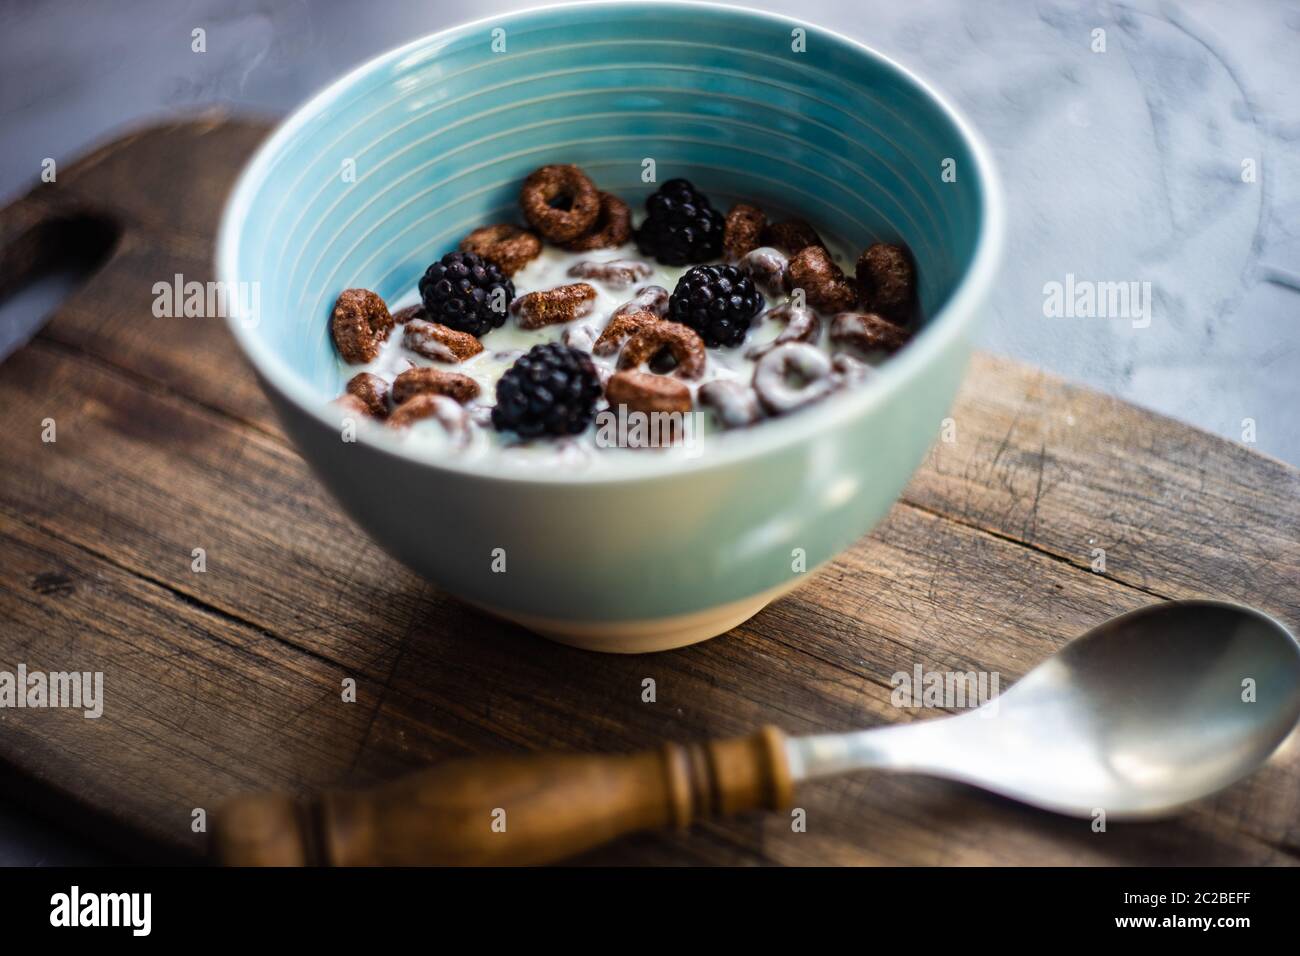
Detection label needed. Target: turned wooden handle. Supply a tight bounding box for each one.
[211,727,793,866]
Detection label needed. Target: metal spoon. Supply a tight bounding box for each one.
[788,599,1300,817]
[213,600,1300,865]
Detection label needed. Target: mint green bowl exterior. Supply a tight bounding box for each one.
[217,1,1003,650]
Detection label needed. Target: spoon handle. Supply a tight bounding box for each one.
[210,727,793,866]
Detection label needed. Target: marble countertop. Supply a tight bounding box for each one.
[0,0,1296,863]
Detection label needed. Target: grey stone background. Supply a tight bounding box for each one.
[0,0,1296,863]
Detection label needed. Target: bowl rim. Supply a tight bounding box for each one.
[217,0,1004,486]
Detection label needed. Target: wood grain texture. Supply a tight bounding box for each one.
[0,117,1296,865]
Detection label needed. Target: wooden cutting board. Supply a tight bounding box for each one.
[1,116,1297,865]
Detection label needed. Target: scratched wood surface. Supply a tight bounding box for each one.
[0,117,1297,865]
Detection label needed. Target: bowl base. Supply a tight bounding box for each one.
[479,580,800,653]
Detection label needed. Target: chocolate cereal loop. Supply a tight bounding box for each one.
[830,311,912,355]
[388,393,471,444]
[331,288,394,363]
[788,246,859,313]
[617,320,707,379]
[391,366,481,405]
[563,192,632,251]
[511,282,598,329]
[723,203,767,261]
[520,164,601,243]
[346,372,390,418]
[856,242,916,321]
[402,318,485,362]
[593,308,661,356]
[753,342,836,415]
[605,369,692,416]
[458,224,542,275]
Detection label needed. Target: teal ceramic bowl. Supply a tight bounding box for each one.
[217,1,1003,652]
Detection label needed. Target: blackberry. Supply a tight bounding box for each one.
[668,264,763,348]
[418,251,514,337]
[635,178,725,266]
[491,343,602,438]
